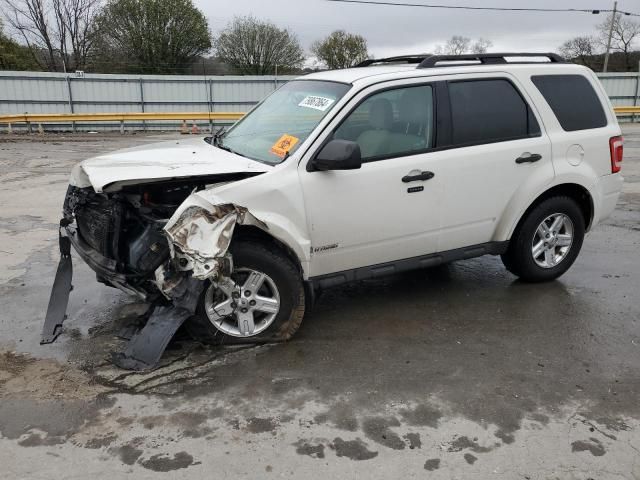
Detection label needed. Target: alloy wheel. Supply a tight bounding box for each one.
[531,213,574,269]
[204,268,281,337]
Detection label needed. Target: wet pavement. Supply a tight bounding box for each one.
[1,129,639,479]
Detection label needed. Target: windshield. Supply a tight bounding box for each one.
[219,80,351,164]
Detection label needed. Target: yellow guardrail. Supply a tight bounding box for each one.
[612,106,640,114]
[0,111,246,134]
[0,107,637,131]
[0,112,245,124]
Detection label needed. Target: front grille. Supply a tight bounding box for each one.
[74,194,119,257]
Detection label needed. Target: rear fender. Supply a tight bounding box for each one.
[494,171,597,242]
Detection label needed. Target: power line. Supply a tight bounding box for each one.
[324,0,640,17]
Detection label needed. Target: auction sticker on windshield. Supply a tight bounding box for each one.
[270,134,300,158]
[298,95,335,112]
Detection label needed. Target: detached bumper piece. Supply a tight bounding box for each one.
[42,218,203,371]
[41,222,73,344]
[111,277,204,371]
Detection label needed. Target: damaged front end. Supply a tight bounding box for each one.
[43,176,263,371]
[163,196,267,282]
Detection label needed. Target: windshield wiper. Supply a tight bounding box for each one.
[209,126,259,162]
[212,126,226,147]
[215,141,251,160]
[210,126,246,158]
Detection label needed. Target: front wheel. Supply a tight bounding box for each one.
[185,240,305,345]
[501,196,585,282]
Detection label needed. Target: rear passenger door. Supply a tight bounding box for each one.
[434,75,553,251]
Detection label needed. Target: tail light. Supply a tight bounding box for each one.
[609,136,623,173]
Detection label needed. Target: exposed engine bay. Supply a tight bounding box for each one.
[64,174,256,299]
[43,171,266,371]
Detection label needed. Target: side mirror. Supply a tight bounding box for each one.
[311,139,362,171]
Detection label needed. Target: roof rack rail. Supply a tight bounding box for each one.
[356,55,429,67]
[417,52,565,68]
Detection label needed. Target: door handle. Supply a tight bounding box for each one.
[515,153,542,164]
[402,171,435,183]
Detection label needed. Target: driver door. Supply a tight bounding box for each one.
[299,82,443,278]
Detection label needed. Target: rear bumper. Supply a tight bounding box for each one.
[593,173,624,225]
[66,224,148,300]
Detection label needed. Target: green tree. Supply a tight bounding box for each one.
[0,19,40,70]
[214,16,305,75]
[311,30,368,69]
[94,0,211,74]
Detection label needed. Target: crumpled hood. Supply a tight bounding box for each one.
[70,137,272,192]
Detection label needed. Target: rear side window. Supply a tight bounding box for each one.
[531,74,607,131]
[448,79,540,146]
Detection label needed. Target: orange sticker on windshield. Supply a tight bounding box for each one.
[270,134,299,158]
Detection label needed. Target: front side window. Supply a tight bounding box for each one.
[448,79,540,146]
[220,80,350,164]
[334,85,434,161]
[531,74,607,131]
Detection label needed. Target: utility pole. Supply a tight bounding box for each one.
[202,58,213,133]
[603,0,618,73]
[274,64,278,91]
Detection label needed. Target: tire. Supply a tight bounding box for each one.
[501,196,585,282]
[185,240,305,345]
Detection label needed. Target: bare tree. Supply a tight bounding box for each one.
[311,30,368,69]
[3,0,57,69]
[559,36,599,68]
[471,38,492,54]
[214,16,305,75]
[54,0,100,71]
[440,35,471,55]
[2,0,100,71]
[435,36,492,56]
[0,17,40,69]
[597,12,640,71]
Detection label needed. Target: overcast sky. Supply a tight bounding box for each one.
[196,0,639,61]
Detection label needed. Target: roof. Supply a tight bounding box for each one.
[302,65,417,84]
[301,62,587,86]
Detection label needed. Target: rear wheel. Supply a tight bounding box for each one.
[501,196,585,282]
[185,240,305,345]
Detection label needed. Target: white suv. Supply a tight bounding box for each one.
[43,53,624,366]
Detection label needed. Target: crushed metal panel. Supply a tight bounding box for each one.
[164,203,240,279]
[164,195,267,281]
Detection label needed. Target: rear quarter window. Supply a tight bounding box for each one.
[531,74,607,131]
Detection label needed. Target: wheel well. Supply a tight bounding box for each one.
[231,225,303,275]
[232,224,315,308]
[513,183,594,236]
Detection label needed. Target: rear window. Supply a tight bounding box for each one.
[531,74,607,131]
[448,79,540,146]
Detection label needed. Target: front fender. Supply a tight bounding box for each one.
[166,188,311,280]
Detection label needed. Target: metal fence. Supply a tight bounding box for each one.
[0,70,639,131]
[0,71,295,131]
[596,72,640,121]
